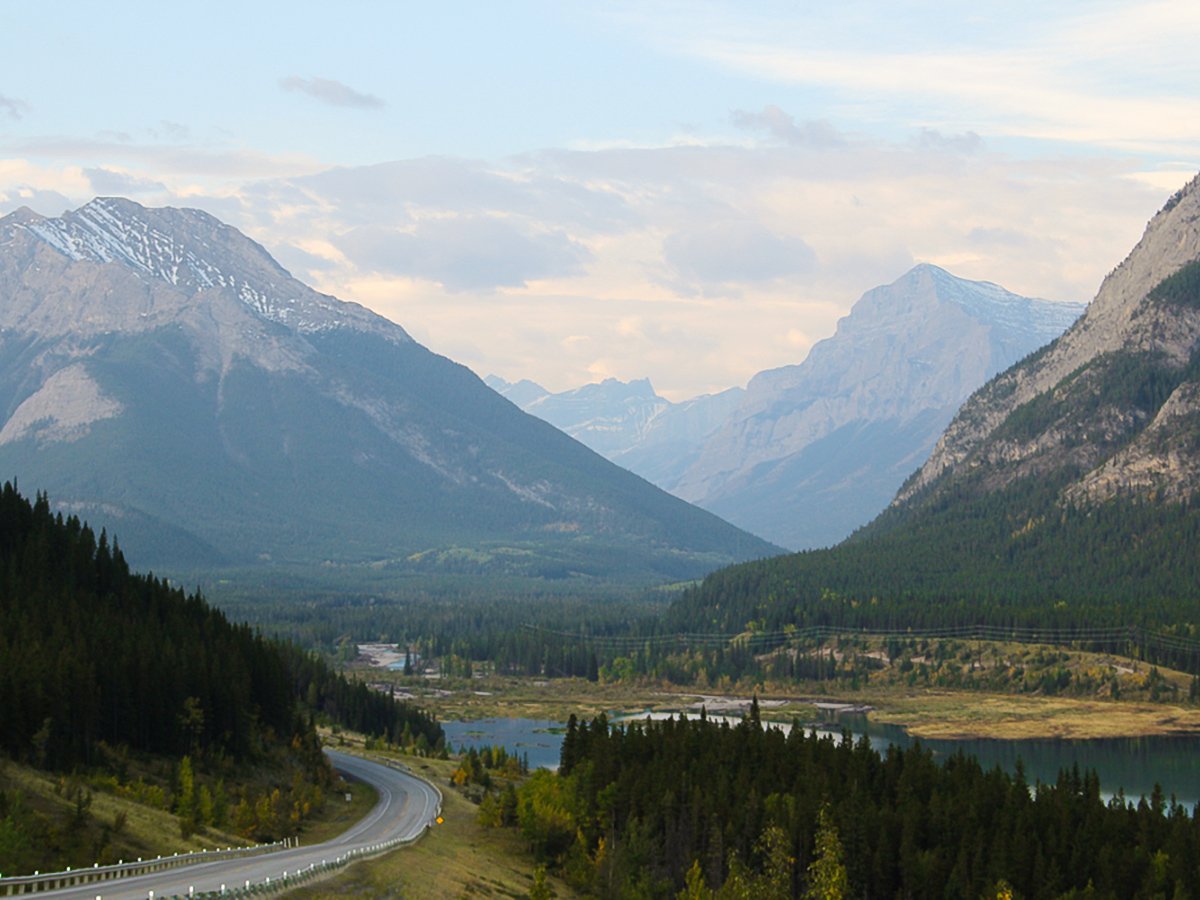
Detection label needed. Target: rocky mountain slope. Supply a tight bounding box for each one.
[486,375,744,488]
[894,174,1200,513]
[0,198,778,580]
[674,264,1085,549]
[665,173,1200,635]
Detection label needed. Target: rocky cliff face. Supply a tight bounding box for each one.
[895,174,1200,511]
[674,264,1085,549]
[0,198,777,577]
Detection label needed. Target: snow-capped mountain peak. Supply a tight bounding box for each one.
[921,264,1083,340]
[7,198,408,341]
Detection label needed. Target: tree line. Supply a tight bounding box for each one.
[506,709,1200,899]
[665,478,1200,656]
[0,481,441,771]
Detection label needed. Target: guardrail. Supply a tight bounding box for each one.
[157,757,445,900]
[0,753,444,900]
[0,840,294,897]
[159,829,430,900]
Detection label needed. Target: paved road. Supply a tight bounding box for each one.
[38,752,440,900]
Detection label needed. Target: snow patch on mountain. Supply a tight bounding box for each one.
[925,264,1081,338]
[13,198,410,340]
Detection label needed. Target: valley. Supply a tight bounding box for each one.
[6,4,1200,897]
[4,179,1200,899]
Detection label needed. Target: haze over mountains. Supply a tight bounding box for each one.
[491,265,1086,550]
[0,198,778,580]
[668,173,1200,634]
[485,375,745,490]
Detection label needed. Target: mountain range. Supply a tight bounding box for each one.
[491,265,1085,550]
[667,173,1200,632]
[0,198,778,581]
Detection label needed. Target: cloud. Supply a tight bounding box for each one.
[279,76,385,110]
[0,188,75,217]
[84,167,166,196]
[731,105,845,148]
[0,93,30,120]
[663,219,817,287]
[334,217,591,292]
[967,226,1031,248]
[0,160,92,215]
[916,129,985,155]
[196,116,1179,397]
[284,157,637,233]
[12,96,1168,400]
[148,121,192,142]
[603,1,1200,156]
[0,134,325,180]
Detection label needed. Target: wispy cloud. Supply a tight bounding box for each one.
[193,120,1184,399]
[0,134,325,180]
[279,76,386,110]
[0,93,30,120]
[84,166,166,196]
[334,217,591,293]
[663,218,817,290]
[149,120,192,142]
[731,106,845,149]
[597,1,1200,155]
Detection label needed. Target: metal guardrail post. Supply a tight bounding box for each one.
[0,840,291,895]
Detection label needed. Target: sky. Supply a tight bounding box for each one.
[1,1,1198,401]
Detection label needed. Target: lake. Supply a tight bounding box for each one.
[443,713,1200,806]
[821,717,1200,808]
[442,717,566,770]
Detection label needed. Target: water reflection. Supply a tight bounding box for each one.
[830,715,1200,808]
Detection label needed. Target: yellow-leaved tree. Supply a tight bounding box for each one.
[806,806,848,900]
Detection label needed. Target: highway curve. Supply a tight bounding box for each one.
[34,751,440,900]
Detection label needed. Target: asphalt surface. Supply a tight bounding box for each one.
[34,751,441,900]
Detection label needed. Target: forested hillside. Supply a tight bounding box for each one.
[509,712,1199,899]
[665,483,1200,636]
[0,481,441,769]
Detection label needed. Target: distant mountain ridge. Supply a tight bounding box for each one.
[486,375,744,487]
[494,265,1085,550]
[673,264,1085,549]
[0,198,778,580]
